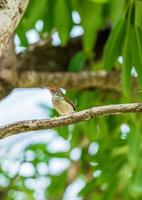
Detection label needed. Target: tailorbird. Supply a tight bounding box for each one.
[47,86,75,115]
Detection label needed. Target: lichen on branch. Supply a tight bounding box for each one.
[0,102,142,139]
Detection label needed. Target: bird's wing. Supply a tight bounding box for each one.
[63,94,76,111]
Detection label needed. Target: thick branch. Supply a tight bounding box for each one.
[0,0,29,57]
[0,37,17,97]
[17,70,120,91]
[0,102,142,139]
[0,29,114,99]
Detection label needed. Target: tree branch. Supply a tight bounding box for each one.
[0,102,142,139]
[0,29,116,99]
[0,0,29,57]
[17,70,120,91]
[0,37,17,98]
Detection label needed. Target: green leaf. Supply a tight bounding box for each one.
[79,1,103,53]
[131,27,142,87]
[129,160,142,198]
[68,51,86,72]
[109,0,125,24]
[90,0,111,3]
[70,0,80,11]
[135,0,142,30]
[17,0,47,44]
[57,126,70,139]
[122,22,132,96]
[23,0,47,30]
[79,179,96,197]
[82,120,96,141]
[16,26,28,47]
[43,0,55,32]
[48,172,67,198]
[102,178,118,200]
[54,0,72,45]
[128,125,141,167]
[103,19,126,70]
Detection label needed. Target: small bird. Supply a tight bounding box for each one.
[47,86,75,115]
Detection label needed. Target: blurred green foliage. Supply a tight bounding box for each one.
[1,91,142,200]
[1,0,142,199]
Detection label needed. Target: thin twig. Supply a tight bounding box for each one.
[0,102,142,139]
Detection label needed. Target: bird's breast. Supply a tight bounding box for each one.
[52,96,74,115]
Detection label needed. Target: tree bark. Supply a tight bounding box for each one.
[17,70,120,92]
[0,0,29,57]
[0,102,142,139]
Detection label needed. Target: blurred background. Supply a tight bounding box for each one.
[1,0,142,199]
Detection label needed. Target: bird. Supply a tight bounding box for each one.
[46,86,75,115]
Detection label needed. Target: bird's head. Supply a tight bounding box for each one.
[46,86,63,97]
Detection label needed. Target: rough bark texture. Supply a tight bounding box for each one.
[0,102,142,139]
[0,37,17,97]
[17,70,120,91]
[0,0,29,57]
